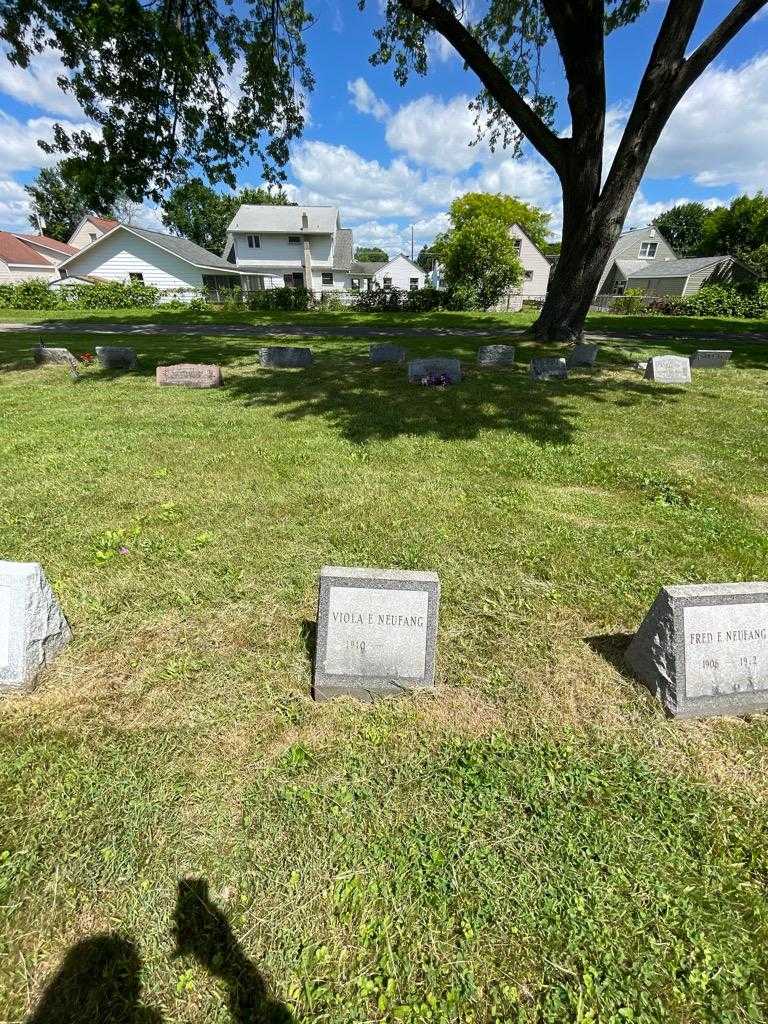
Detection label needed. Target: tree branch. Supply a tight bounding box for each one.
[397,0,566,173]
[679,0,768,88]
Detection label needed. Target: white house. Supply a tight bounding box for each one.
[368,254,427,292]
[225,205,356,291]
[0,231,77,283]
[56,223,241,293]
[597,224,679,296]
[68,215,120,251]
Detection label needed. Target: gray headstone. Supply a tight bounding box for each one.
[625,582,768,718]
[690,349,732,369]
[477,344,515,367]
[156,364,222,388]
[314,566,440,702]
[530,357,568,381]
[566,343,598,368]
[370,344,408,364]
[259,346,313,368]
[644,355,691,384]
[33,342,79,372]
[0,561,71,694]
[95,345,137,370]
[407,357,462,384]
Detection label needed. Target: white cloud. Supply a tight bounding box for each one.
[625,189,724,230]
[0,47,82,118]
[648,53,768,192]
[347,77,391,122]
[0,178,32,231]
[0,111,93,174]
[386,94,481,172]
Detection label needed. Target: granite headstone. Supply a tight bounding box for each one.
[259,346,313,368]
[644,355,691,384]
[314,566,440,701]
[370,343,408,364]
[530,357,568,381]
[566,343,598,368]
[95,345,138,370]
[625,582,768,718]
[156,364,222,388]
[690,349,732,369]
[477,344,515,367]
[407,357,462,384]
[0,561,71,694]
[33,342,79,372]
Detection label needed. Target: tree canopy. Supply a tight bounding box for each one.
[354,247,390,263]
[448,193,551,249]
[24,165,117,241]
[654,193,768,272]
[654,202,712,258]
[161,180,294,253]
[440,215,523,310]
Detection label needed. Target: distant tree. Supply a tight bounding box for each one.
[699,193,768,259]
[746,242,768,278]
[24,166,114,241]
[416,243,439,271]
[441,216,523,310]
[654,202,715,257]
[354,246,389,262]
[161,179,294,253]
[543,241,561,256]
[448,193,551,250]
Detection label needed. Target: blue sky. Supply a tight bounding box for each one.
[0,1,766,253]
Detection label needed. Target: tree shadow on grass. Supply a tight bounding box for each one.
[219,360,687,446]
[26,933,162,1024]
[173,877,294,1024]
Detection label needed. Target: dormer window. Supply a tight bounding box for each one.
[301,212,309,229]
[639,241,658,258]
[288,235,301,246]
[246,234,260,249]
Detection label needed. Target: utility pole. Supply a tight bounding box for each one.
[410,225,414,260]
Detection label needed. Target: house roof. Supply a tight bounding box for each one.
[379,254,424,274]
[332,229,353,272]
[227,205,339,234]
[626,256,734,280]
[88,216,120,233]
[59,224,240,273]
[0,231,52,266]
[350,260,387,276]
[614,259,653,278]
[15,234,77,256]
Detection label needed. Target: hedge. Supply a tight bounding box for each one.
[0,279,162,310]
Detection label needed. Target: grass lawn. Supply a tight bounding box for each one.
[1,305,767,338]
[2,326,768,1023]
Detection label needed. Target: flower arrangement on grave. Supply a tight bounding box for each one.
[80,352,94,364]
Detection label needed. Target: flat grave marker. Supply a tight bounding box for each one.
[95,345,138,370]
[644,355,691,384]
[690,349,732,369]
[314,566,440,702]
[530,357,568,381]
[407,357,462,384]
[566,343,598,368]
[1,561,71,694]
[156,364,222,388]
[370,344,407,364]
[259,346,313,368]
[477,344,515,368]
[625,582,768,718]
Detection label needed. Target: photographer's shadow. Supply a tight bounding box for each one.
[173,877,294,1023]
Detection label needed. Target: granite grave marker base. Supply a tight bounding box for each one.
[34,342,79,374]
[625,582,768,719]
[96,345,138,370]
[644,355,691,384]
[370,343,408,364]
[477,344,515,368]
[690,349,732,369]
[407,357,462,384]
[156,364,222,388]
[566,343,598,368]
[1,561,71,694]
[313,566,440,702]
[530,357,568,381]
[259,346,313,368]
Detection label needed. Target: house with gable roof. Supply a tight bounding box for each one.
[0,231,77,283]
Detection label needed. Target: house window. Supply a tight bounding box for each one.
[524,270,534,281]
[321,272,334,287]
[639,242,658,258]
[88,232,97,243]
[615,281,626,295]
[383,276,392,291]
[283,273,304,287]
[351,277,360,291]
[409,277,419,291]
[288,235,301,246]
[129,272,144,283]
[512,238,522,253]
[246,234,260,249]
[202,274,238,292]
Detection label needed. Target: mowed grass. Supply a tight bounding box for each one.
[2,327,768,1023]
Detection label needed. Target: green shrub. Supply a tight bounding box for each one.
[246,287,313,312]
[0,279,60,310]
[681,283,768,318]
[319,291,346,311]
[611,289,647,314]
[0,279,161,310]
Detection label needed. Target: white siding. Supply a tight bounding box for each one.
[509,224,551,296]
[60,230,207,290]
[0,263,58,283]
[69,221,107,251]
[597,226,678,294]
[233,232,333,269]
[373,255,426,290]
